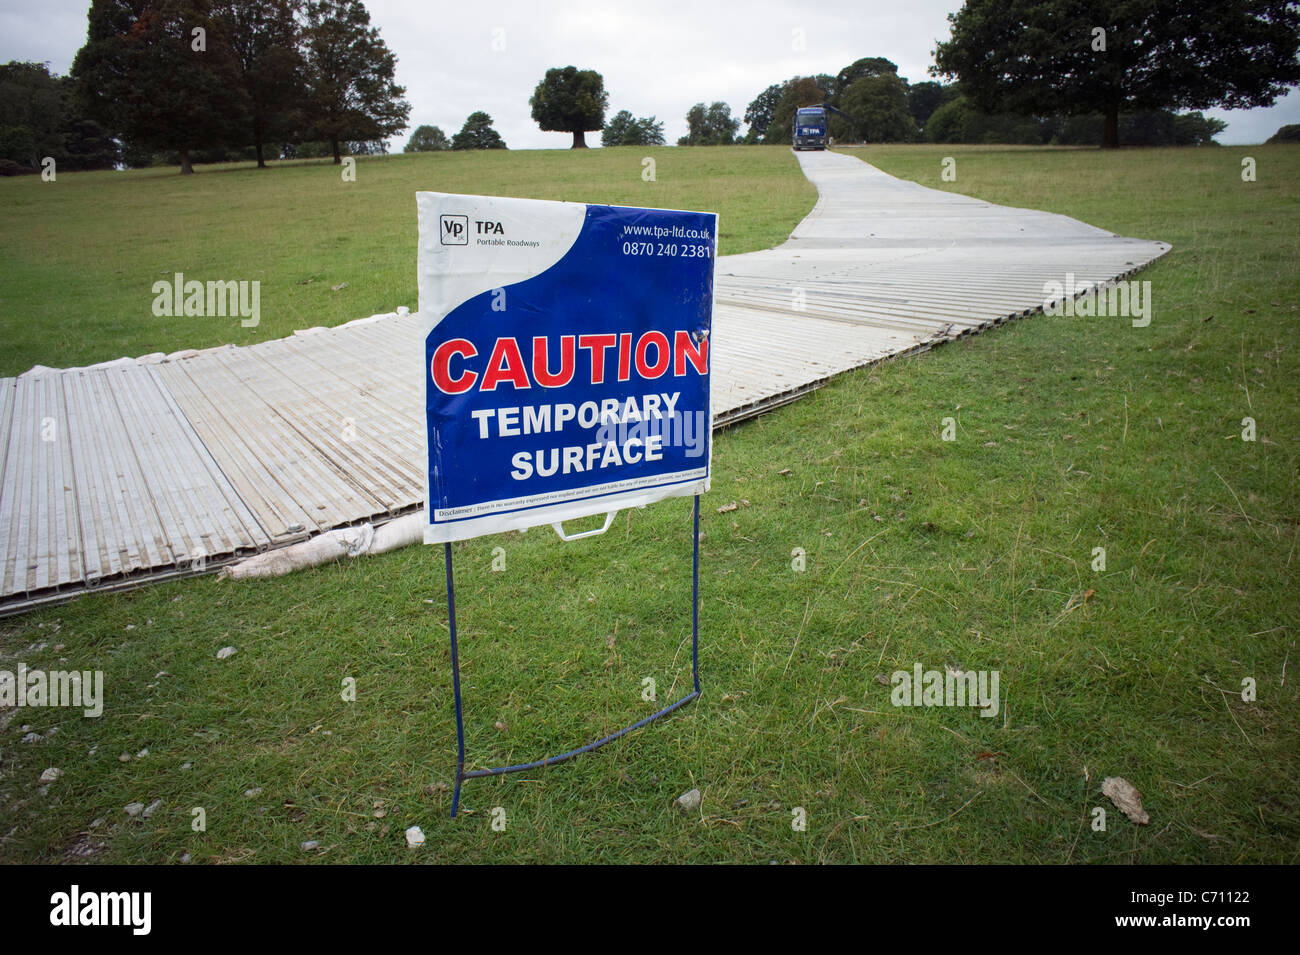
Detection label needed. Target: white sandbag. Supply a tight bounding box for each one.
[215,512,431,581]
[369,513,424,553]
[218,522,377,580]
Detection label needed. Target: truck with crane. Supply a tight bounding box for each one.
[792,103,857,150]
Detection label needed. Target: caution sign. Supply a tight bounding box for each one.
[417,193,716,543]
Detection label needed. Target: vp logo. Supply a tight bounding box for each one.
[440,214,468,245]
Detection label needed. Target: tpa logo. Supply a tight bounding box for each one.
[440,214,468,245]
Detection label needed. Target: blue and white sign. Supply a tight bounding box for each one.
[417,193,716,543]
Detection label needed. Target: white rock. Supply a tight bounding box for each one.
[216,646,237,660]
[676,788,702,813]
[20,733,40,744]
[142,799,162,818]
[136,748,148,758]
[39,767,62,783]
[244,788,263,798]
[405,825,425,848]
[124,802,145,816]
[301,840,320,851]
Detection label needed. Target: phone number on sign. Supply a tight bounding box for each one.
[620,241,711,258]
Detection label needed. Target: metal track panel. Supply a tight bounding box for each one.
[0,150,1170,612]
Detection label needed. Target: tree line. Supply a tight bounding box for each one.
[70,0,408,174]
[7,0,1297,174]
[578,1,1298,151]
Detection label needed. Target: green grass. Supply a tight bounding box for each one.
[0,146,813,378]
[1,144,1297,864]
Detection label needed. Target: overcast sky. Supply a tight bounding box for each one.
[2,0,1296,149]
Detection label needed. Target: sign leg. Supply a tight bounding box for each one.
[692,493,701,695]
[446,542,467,818]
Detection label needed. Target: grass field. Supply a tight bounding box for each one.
[0,146,814,378]
[1,143,1297,864]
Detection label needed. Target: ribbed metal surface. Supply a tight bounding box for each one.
[0,150,1169,612]
[0,361,268,605]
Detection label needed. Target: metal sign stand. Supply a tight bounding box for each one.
[445,495,702,817]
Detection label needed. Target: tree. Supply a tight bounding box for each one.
[1267,123,1300,143]
[219,0,305,169]
[72,0,249,175]
[58,114,121,169]
[0,61,119,171]
[833,57,899,100]
[811,73,838,104]
[451,111,506,150]
[0,61,66,168]
[405,124,449,151]
[907,80,959,134]
[601,110,664,147]
[530,66,607,148]
[302,0,409,164]
[1057,109,1225,146]
[601,109,633,146]
[839,74,918,143]
[923,96,1050,144]
[677,102,739,146]
[743,83,783,143]
[934,0,1300,148]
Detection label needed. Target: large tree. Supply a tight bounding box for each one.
[530,66,607,148]
[218,0,305,168]
[934,0,1300,148]
[72,0,249,175]
[301,0,409,164]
